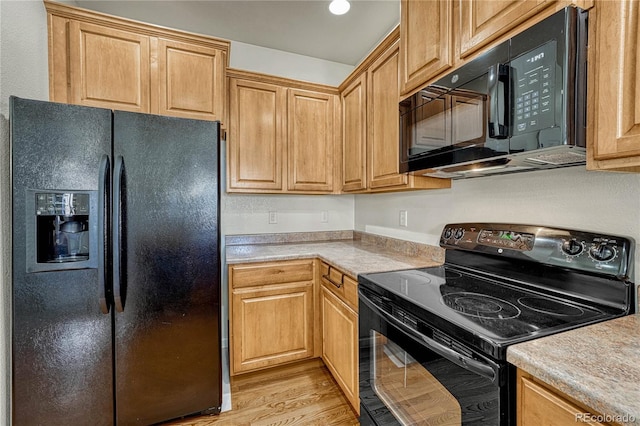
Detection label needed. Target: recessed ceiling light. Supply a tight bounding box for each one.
[329,0,350,15]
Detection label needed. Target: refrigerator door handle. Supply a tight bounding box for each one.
[113,155,125,313]
[98,155,111,314]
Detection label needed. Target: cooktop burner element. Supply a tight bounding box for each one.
[518,296,585,317]
[442,292,521,319]
[359,223,634,360]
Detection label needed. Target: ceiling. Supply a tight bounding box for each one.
[73,0,401,66]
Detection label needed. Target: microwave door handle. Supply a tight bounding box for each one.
[360,291,498,382]
[488,64,510,139]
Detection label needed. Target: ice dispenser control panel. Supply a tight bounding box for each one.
[36,193,90,216]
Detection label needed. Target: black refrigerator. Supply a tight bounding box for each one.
[10,97,221,425]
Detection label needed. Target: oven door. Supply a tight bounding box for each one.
[359,289,513,425]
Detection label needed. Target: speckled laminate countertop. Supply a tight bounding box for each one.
[507,314,640,425]
[225,231,444,277]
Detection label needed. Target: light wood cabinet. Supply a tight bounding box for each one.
[319,262,359,414]
[458,0,559,59]
[67,21,151,113]
[229,259,359,411]
[228,78,286,191]
[227,69,340,194]
[458,1,595,62]
[368,41,408,189]
[155,39,226,121]
[340,30,452,193]
[45,1,229,123]
[587,0,640,172]
[517,369,619,426]
[400,0,454,96]
[229,260,316,375]
[287,89,337,192]
[341,74,368,192]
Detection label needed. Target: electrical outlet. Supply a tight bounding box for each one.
[321,211,329,223]
[268,211,277,224]
[399,210,408,227]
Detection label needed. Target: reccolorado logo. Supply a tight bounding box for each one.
[576,413,636,423]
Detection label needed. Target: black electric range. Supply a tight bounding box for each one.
[358,223,634,425]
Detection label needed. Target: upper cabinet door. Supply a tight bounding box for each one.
[459,0,557,58]
[47,1,230,121]
[155,39,226,122]
[400,0,453,96]
[588,1,640,171]
[341,74,368,193]
[368,43,408,189]
[287,89,336,192]
[228,78,286,192]
[68,21,150,113]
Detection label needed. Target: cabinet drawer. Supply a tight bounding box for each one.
[342,275,358,311]
[320,262,358,312]
[231,260,314,288]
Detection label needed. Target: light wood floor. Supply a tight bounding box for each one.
[163,359,360,426]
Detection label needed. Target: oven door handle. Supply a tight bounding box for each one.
[361,292,498,383]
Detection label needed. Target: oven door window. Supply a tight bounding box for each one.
[371,330,462,425]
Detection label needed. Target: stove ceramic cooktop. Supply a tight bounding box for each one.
[360,265,611,346]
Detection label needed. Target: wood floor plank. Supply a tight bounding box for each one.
[162,360,359,426]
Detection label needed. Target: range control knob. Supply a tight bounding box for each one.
[443,228,453,239]
[454,228,465,240]
[561,240,584,256]
[588,243,617,263]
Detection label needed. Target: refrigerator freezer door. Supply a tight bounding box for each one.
[10,97,114,425]
[113,112,221,424]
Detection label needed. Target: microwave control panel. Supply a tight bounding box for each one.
[510,40,557,136]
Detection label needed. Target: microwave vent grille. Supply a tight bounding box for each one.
[523,150,586,166]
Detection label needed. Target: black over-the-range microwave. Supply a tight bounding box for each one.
[400,7,588,179]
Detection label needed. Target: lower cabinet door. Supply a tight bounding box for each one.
[231,281,314,374]
[518,370,609,426]
[321,287,359,413]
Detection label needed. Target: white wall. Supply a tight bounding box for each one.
[222,192,354,235]
[0,1,51,423]
[355,166,640,280]
[229,40,353,86]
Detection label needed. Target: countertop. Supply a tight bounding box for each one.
[226,238,443,278]
[507,314,640,425]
